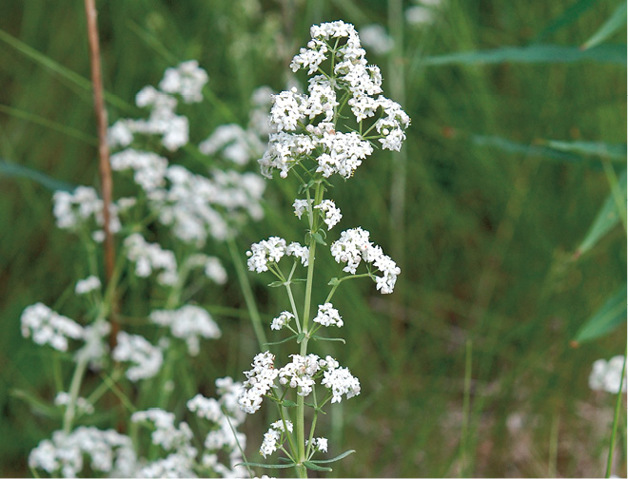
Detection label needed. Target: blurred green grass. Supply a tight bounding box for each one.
[0,0,626,477]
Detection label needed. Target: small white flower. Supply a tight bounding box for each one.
[315,200,342,229]
[75,275,101,295]
[271,311,295,331]
[287,241,310,267]
[322,364,361,403]
[278,354,322,397]
[293,198,313,219]
[246,237,287,273]
[54,392,95,415]
[112,332,163,381]
[313,303,343,327]
[589,356,627,393]
[259,428,280,458]
[20,303,84,352]
[124,233,178,286]
[159,60,209,103]
[307,437,328,453]
[238,351,279,414]
[150,305,221,356]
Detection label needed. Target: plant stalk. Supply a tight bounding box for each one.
[84,0,118,349]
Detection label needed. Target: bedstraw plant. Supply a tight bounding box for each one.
[236,20,410,477]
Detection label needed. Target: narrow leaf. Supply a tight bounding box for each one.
[544,140,627,160]
[263,334,298,346]
[267,281,285,288]
[534,0,599,42]
[237,461,294,469]
[0,159,74,192]
[0,29,131,112]
[575,169,627,256]
[311,335,346,344]
[582,2,627,49]
[309,449,356,464]
[421,44,626,66]
[303,461,333,472]
[574,285,627,344]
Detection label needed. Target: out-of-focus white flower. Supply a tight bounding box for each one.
[110,149,169,192]
[28,427,136,477]
[75,275,101,295]
[124,233,178,286]
[112,332,163,382]
[589,356,627,393]
[159,60,209,103]
[75,318,110,369]
[359,24,394,55]
[54,392,95,415]
[150,305,221,356]
[20,303,83,352]
[53,186,121,235]
[405,6,435,25]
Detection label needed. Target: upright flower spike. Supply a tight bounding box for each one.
[239,20,409,476]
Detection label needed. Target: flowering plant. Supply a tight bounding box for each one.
[238,20,409,477]
[21,62,271,478]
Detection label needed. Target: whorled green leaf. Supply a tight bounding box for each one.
[575,169,627,257]
[236,461,294,469]
[573,285,627,344]
[263,334,298,346]
[581,2,627,50]
[303,460,333,472]
[308,449,356,464]
[421,44,626,66]
[0,159,74,192]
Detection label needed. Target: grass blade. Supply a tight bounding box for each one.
[534,0,599,42]
[421,44,626,66]
[581,1,627,50]
[573,285,627,344]
[0,28,132,113]
[544,140,626,159]
[574,169,627,257]
[0,104,97,145]
[0,159,74,192]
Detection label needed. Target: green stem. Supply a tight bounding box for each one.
[460,338,473,477]
[605,346,627,478]
[227,236,267,349]
[62,356,88,434]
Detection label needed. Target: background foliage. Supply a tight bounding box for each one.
[0,0,625,476]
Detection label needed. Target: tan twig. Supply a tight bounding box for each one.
[84,0,118,349]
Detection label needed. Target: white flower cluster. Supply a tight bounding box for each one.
[75,275,101,295]
[124,233,178,286]
[260,20,410,180]
[259,420,294,458]
[159,60,209,103]
[187,377,248,477]
[110,149,169,192]
[307,437,329,453]
[131,408,197,478]
[185,254,228,284]
[238,351,279,414]
[20,303,83,352]
[199,123,266,166]
[331,227,401,294]
[246,236,309,273]
[271,311,295,331]
[109,61,207,152]
[28,427,136,478]
[313,302,343,327]
[589,355,627,393]
[293,198,313,219]
[52,186,122,241]
[238,352,360,414]
[150,305,221,356]
[54,392,94,415]
[315,199,342,229]
[112,332,163,382]
[75,318,110,369]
